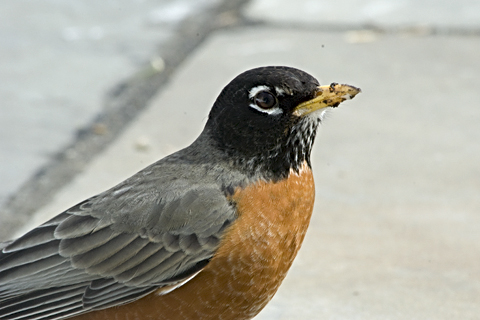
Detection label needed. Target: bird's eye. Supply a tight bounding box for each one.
[254,91,277,109]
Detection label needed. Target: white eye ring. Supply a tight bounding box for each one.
[249,103,283,115]
[248,85,283,115]
[248,85,270,99]
[274,86,286,96]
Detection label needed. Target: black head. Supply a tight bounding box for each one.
[202,66,323,180]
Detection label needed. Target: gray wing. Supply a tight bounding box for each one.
[0,162,237,320]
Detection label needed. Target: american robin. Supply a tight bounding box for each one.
[0,66,360,320]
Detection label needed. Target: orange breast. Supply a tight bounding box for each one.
[72,163,315,320]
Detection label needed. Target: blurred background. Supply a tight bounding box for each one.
[1,0,479,319]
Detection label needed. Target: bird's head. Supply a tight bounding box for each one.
[203,66,360,179]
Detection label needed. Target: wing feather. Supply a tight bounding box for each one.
[0,160,240,320]
[85,237,150,275]
[69,233,138,269]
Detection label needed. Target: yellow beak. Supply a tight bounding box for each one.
[293,83,361,117]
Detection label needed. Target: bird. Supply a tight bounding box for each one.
[0,66,360,320]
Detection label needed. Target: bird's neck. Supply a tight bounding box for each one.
[190,121,319,182]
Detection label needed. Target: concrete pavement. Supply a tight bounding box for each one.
[2,0,480,319]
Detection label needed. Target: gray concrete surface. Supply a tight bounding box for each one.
[0,0,220,209]
[2,0,480,319]
[246,0,480,31]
